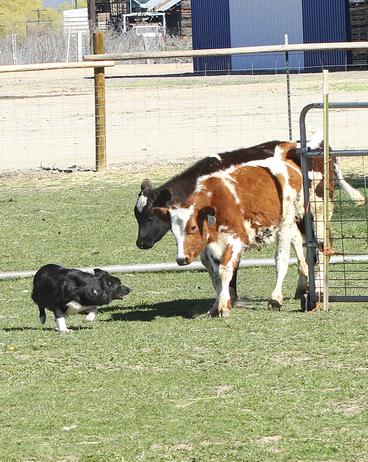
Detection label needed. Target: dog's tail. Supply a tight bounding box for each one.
[38,306,46,325]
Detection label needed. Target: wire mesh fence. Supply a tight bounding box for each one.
[0,67,96,171]
[331,163,368,296]
[1,56,368,172]
[300,100,368,310]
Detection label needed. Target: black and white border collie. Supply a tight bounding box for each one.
[31,264,130,333]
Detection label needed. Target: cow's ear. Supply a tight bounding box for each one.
[198,206,217,225]
[152,207,170,223]
[141,178,153,192]
[156,188,172,206]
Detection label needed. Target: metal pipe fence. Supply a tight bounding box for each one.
[2,255,368,281]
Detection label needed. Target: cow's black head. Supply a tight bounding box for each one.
[134,179,172,249]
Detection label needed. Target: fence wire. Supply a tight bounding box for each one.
[1,61,368,172]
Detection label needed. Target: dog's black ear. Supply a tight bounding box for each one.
[94,268,107,276]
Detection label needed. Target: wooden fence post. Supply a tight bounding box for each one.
[93,31,106,172]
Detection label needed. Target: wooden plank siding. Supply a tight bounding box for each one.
[350,3,368,66]
[181,0,192,36]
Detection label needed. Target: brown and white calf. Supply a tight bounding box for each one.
[166,142,308,317]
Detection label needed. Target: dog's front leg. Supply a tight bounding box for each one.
[85,307,97,322]
[54,309,72,333]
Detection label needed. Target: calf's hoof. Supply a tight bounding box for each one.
[294,286,307,300]
[219,308,231,318]
[207,307,219,318]
[229,288,238,306]
[267,298,282,310]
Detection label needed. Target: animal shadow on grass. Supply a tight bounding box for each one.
[101,294,291,322]
[101,298,215,322]
[237,295,304,312]
[3,325,91,333]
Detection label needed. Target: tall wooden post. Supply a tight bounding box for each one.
[93,31,106,172]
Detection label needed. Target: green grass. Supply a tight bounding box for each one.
[331,82,368,92]
[1,171,368,462]
[108,75,282,91]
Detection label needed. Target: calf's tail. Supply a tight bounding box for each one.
[306,131,364,205]
[334,158,365,205]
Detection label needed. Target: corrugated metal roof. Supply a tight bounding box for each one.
[133,0,180,11]
[133,0,160,9]
[154,0,181,11]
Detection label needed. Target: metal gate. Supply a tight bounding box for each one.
[299,101,368,310]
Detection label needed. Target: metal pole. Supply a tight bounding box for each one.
[323,70,330,311]
[299,110,317,310]
[93,31,107,172]
[285,34,292,140]
[77,31,83,62]
[2,255,367,281]
[11,33,17,65]
[66,27,71,62]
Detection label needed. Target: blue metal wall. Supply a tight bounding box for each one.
[191,0,351,72]
[192,0,231,72]
[229,0,304,72]
[302,0,351,70]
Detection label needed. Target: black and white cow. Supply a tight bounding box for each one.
[134,138,364,302]
[135,141,288,250]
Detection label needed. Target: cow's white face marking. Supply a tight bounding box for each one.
[136,194,148,213]
[169,205,194,260]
